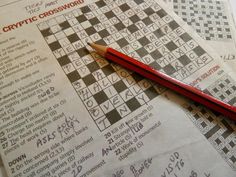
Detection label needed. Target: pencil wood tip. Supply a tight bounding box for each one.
[87,42,92,46]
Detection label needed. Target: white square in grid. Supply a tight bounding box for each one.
[92,69,106,81]
[110,42,120,50]
[94,23,105,32]
[45,35,56,44]
[47,18,58,26]
[156,57,168,67]
[123,18,133,27]
[104,86,117,98]
[164,53,177,63]
[167,31,179,41]
[178,67,190,79]
[136,92,150,105]
[82,55,94,65]
[110,94,124,108]
[88,82,102,95]
[72,59,85,69]
[174,27,185,36]
[73,40,84,50]
[38,22,49,30]
[53,48,65,59]
[104,35,115,44]
[89,106,104,119]
[187,39,199,50]
[120,89,134,102]
[98,77,112,89]
[50,24,62,34]
[107,73,121,84]
[64,27,74,36]
[59,38,70,48]
[81,37,92,46]
[62,63,75,74]
[138,79,152,91]
[122,76,136,87]
[110,17,120,25]
[72,9,81,17]
[171,60,184,71]
[163,15,173,24]
[64,12,74,20]
[68,52,80,61]
[73,79,86,91]
[161,24,172,35]
[55,31,66,40]
[159,35,171,44]
[90,33,102,42]
[68,18,79,26]
[55,15,66,24]
[144,43,156,53]
[118,13,128,21]
[78,87,92,101]
[107,26,118,34]
[151,3,161,12]
[112,7,122,15]
[173,37,185,47]
[137,11,148,20]
[88,3,98,11]
[77,30,89,39]
[84,96,98,109]
[85,12,95,19]
[112,32,123,41]
[77,66,90,77]
[123,44,134,54]
[186,62,198,74]
[146,33,158,43]
[100,5,110,13]
[73,23,83,32]
[117,104,131,117]
[129,51,141,60]
[142,54,155,65]
[180,43,191,54]
[94,57,109,68]
[173,47,185,58]
[129,84,143,96]
[63,44,75,54]
[125,9,135,17]
[100,100,114,114]
[81,21,92,28]
[158,45,170,56]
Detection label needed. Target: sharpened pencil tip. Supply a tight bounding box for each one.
[87,42,91,46]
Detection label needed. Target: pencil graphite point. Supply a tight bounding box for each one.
[87,42,91,46]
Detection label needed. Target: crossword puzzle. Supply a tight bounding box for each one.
[173,0,232,41]
[184,74,236,169]
[38,0,214,131]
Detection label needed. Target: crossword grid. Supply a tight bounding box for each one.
[173,0,232,41]
[37,0,213,131]
[184,74,236,169]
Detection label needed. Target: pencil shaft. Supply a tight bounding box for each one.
[89,43,236,120]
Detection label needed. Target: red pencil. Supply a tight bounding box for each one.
[88,43,236,121]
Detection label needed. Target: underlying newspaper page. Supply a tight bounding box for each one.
[165,0,236,70]
[0,0,236,177]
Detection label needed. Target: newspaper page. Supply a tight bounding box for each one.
[0,0,236,177]
[165,0,236,70]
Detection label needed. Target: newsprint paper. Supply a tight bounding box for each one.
[0,0,236,177]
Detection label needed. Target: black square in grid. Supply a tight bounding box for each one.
[143,17,153,26]
[106,109,121,124]
[144,86,158,100]
[40,28,51,37]
[193,46,205,57]
[138,37,150,46]
[153,28,165,38]
[166,41,178,51]
[85,26,97,35]
[60,21,71,29]
[87,61,100,72]
[120,3,130,12]
[178,55,191,66]
[49,41,61,51]
[131,72,143,82]
[96,0,106,8]
[83,74,96,86]
[150,62,161,70]
[57,55,71,66]
[113,80,127,93]
[180,33,192,42]
[101,65,115,76]
[114,22,126,31]
[130,15,140,23]
[144,7,155,16]
[156,9,167,18]
[81,6,91,13]
[168,20,179,30]
[127,24,139,33]
[94,91,108,104]
[68,33,80,43]
[150,50,163,59]
[105,11,116,19]
[98,29,110,38]
[126,97,141,111]
[77,47,89,57]
[76,15,87,23]
[96,39,107,45]
[67,70,81,83]
[117,38,129,48]
[163,64,176,75]
[136,48,148,57]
